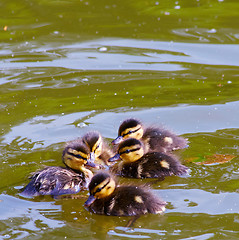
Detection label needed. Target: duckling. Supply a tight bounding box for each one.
[21,142,95,197]
[82,131,114,167]
[84,171,166,216]
[112,118,188,153]
[109,138,188,179]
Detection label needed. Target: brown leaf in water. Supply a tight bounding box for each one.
[185,154,236,165]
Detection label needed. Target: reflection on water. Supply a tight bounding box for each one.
[1,0,239,239]
[0,194,63,239]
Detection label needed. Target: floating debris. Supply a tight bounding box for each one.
[186,154,236,165]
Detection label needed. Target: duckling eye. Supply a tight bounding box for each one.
[122,131,132,137]
[75,154,87,160]
[94,187,102,195]
[94,144,100,152]
[120,149,131,155]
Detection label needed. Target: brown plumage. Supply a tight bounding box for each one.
[112,118,188,153]
[109,138,188,179]
[84,172,166,216]
[21,166,90,197]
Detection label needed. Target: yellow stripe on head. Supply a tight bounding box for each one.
[121,125,143,140]
[67,148,89,160]
[63,152,88,170]
[91,136,102,152]
[91,176,116,199]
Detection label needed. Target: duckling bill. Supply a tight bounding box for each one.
[84,172,166,216]
[109,138,188,179]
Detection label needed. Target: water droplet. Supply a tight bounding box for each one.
[207,28,217,33]
[77,122,87,128]
[99,46,107,52]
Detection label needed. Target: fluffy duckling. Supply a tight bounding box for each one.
[112,118,188,153]
[84,171,166,216]
[21,142,95,197]
[109,138,188,179]
[82,131,114,166]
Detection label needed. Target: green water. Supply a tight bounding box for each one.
[1,0,239,239]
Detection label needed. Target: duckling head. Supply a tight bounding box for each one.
[109,138,145,163]
[112,118,144,145]
[84,172,116,207]
[62,141,96,172]
[82,131,103,162]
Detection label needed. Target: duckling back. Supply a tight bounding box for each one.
[21,166,88,197]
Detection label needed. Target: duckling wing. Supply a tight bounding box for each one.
[21,166,86,197]
[105,186,165,216]
[143,127,188,153]
[118,152,188,179]
[140,152,188,178]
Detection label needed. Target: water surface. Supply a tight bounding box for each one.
[1,0,239,239]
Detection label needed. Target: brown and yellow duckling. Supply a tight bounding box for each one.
[112,118,188,153]
[21,141,96,197]
[109,138,188,179]
[84,171,166,216]
[81,131,114,167]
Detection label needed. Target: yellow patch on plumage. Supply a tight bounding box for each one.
[108,198,115,212]
[145,172,151,178]
[155,206,166,214]
[164,137,173,144]
[160,160,170,169]
[118,209,124,216]
[137,164,143,178]
[63,184,71,190]
[143,137,150,152]
[134,195,144,203]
